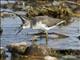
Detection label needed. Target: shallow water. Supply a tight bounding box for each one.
[1,15,80,60]
[1,16,80,49]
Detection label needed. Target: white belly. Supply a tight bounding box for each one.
[32,21,48,30]
[32,21,57,31]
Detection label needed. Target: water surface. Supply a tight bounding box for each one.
[1,15,80,60]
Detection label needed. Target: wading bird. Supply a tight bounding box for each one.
[1,11,66,45]
[16,15,66,45]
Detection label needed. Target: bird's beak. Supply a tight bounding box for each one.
[16,25,23,35]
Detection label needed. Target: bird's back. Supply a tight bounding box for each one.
[32,16,62,27]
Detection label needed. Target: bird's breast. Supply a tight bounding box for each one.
[32,21,47,30]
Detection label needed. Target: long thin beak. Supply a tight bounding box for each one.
[16,26,23,35]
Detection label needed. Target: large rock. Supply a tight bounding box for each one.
[6,42,29,55]
[7,42,51,56]
[44,56,58,60]
[24,44,50,56]
[7,42,54,60]
[7,42,80,60]
[9,43,58,60]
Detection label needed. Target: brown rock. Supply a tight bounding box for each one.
[25,44,50,56]
[6,42,29,55]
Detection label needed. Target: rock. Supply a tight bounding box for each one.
[7,42,50,56]
[9,44,53,60]
[10,44,58,60]
[44,56,58,60]
[0,47,4,55]
[62,55,77,60]
[0,47,6,60]
[7,43,80,60]
[25,44,50,56]
[6,42,29,54]
[0,13,4,17]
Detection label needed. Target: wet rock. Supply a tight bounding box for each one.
[7,42,51,56]
[6,42,29,55]
[0,12,12,18]
[8,43,53,60]
[0,47,6,60]
[7,43,80,60]
[10,44,59,60]
[0,47,5,56]
[25,44,50,56]
[0,13,4,17]
[61,55,78,60]
[44,56,58,60]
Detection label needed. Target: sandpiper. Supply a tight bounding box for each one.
[16,15,65,45]
[1,11,66,45]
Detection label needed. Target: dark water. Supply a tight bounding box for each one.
[1,15,80,60]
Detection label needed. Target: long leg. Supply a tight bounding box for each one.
[38,29,43,40]
[44,30,48,45]
[38,30,48,45]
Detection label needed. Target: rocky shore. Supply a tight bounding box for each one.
[5,42,80,60]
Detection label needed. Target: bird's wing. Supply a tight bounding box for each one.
[33,16,63,27]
